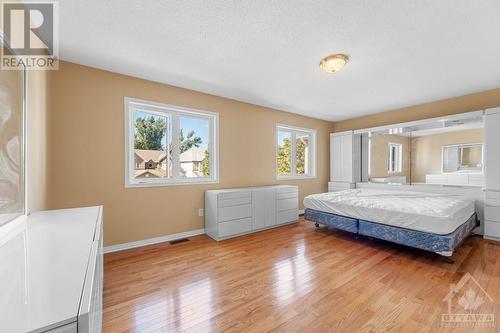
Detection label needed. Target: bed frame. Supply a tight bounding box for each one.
[304,208,478,262]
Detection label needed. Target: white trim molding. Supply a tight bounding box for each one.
[103,228,206,253]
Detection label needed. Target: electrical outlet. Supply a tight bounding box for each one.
[198,208,204,217]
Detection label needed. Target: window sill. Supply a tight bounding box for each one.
[125,179,219,188]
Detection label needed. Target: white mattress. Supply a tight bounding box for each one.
[304,189,475,234]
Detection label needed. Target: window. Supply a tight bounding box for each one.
[388,143,402,173]
[125,98,218,187]
[276,124,316,179]
[442,143,483,173]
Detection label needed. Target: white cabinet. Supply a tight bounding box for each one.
[330,131,361,191]
[205,185,298,240]
[485,108,500,191]
[484,107,500,240]
[252,188,276,230]
[0,206,103,333]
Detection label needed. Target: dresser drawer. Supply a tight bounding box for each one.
[218,218,252,237]
[218,196,251,207]
[218,204,252,222]
[484,220,500,239]
[485,206,500,223]
[277,197,298,211]
[277,209,298,224]
[276,191,298,200]
[485,191,500,206]
[276,186,298,194]
[218,191,251,200]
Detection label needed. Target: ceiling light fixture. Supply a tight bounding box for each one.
[319,54,349,73]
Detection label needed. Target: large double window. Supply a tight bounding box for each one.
[125,98,218,187]
[276,124,316,179]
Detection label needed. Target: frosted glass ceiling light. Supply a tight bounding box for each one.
[320,54,349,73]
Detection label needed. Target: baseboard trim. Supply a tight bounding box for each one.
[104,228,206,254]
[484,235,500,243]
[299,209,305,215]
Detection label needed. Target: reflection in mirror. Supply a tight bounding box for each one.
[442,144,483,173]
[361,112,485,187]
[362,130,410,184]
[0,56,25,226]
[412,127,484,186]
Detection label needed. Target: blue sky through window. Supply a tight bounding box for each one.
[180,116,209,149]
[134,110,209,150]
[277,130,291,145]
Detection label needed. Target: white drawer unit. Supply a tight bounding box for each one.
[425,173,484,186]
[0,206,103,333]
[484,190,500,241]
[205,185,299,240]
[276,186,299,226]
[328,181,355,192]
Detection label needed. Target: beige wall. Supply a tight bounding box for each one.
[47,61,334,246]
[369,134,410,180]
[333,88,500,132]
[27,70,50,212]
[411,128,484,183]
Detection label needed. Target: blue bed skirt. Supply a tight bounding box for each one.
[304,208,477,257]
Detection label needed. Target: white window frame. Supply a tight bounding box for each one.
[125,97,219,187]
[388,142,402,173]
[276,124,317,180]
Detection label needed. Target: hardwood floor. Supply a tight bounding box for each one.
[103,218,500,332]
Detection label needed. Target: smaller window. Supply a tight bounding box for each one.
[277,124,316,179]
[388,143,402,173]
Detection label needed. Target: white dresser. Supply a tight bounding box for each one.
[0,206,103,333]
[425,173,484,186]
[484,107,500,240]
[205,185,299,240]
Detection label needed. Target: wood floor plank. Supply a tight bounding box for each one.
[103,218,500,332]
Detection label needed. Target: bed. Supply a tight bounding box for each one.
[304,189,478,260]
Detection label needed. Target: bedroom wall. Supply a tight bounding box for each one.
[47,61,334,246]
[410,128,484,183]
[333,88,500,132]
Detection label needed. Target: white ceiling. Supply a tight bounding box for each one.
[59,1,500,121]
